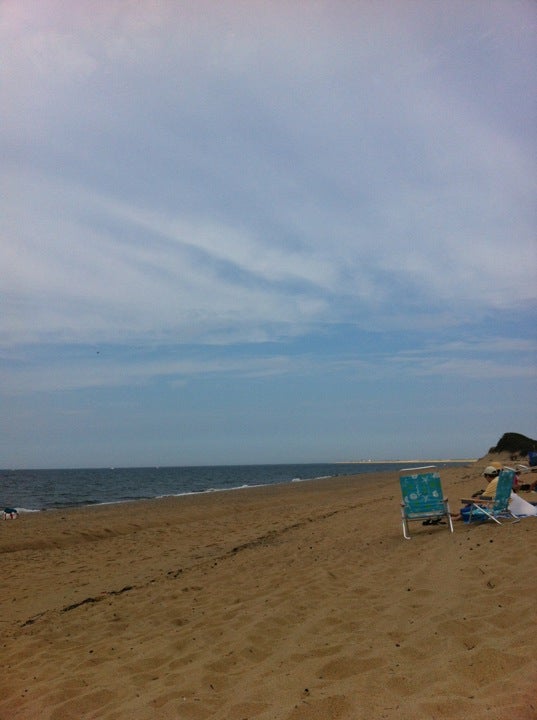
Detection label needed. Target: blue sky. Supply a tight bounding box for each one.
[1,0,536,468]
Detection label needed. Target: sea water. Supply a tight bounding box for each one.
[0,462,467,512]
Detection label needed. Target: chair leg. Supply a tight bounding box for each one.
[444,502,454,533]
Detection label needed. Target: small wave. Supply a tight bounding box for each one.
[97,497,155,509]
[156,483,263,500]
[291,475,336,482]
[292,475,331,483]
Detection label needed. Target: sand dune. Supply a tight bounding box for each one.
[1,461,536,719]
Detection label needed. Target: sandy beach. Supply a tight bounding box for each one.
[1,457,536,720]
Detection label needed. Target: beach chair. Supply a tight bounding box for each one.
[399,467,454,540]
[460,468,520,525]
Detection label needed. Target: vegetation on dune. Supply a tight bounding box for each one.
[488,432,537,456]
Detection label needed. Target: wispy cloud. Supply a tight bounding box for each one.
[2,1,536,350]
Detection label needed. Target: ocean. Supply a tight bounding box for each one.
[0,462,468,513]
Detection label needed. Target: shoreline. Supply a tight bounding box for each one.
[2,463,536,719]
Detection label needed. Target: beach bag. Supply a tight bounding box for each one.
[509,492,537,517]
[460,505,489,523]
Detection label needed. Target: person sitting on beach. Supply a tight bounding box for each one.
[451,466,501,521]
[479,466,501,499]
[512,470,520,491]
[3,507,19,520]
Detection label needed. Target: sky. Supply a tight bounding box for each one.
[1,0,536,469]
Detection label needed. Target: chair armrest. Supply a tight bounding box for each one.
[460,497,494,505]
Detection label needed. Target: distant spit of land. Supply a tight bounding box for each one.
[337,458,477,464]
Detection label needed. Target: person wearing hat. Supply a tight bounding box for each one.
[480,466,501,499]
[451,466,501,521]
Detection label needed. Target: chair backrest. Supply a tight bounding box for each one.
[528,451,537,468]
[400,469,444,518]
[491,468,515,512]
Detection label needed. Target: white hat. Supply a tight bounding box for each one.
[483,466,499,476]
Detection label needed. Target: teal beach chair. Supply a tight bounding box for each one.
[399,467,454,540]
[460,468,520,525]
